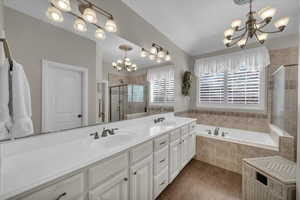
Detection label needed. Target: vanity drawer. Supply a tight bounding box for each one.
[189,121,196,133]
[154,167,169,199]
[154,146,169,175]
[181,125,189,136]
[154,134,169,151]
[89,152,129,189]
[169,129,181,142]
[21,173,84,200]
[130,140,153,164]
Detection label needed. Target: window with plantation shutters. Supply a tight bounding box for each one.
[227,67,260,105]
[148,66,175,105]
[198,67,265,111]
[199,72,225,104]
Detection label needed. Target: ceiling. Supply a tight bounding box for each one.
[123,0,300,56]
[4,0,163,68]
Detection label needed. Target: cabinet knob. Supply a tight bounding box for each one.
[56,192,67,200]
[133,171,137,175]
[124,177,128,181]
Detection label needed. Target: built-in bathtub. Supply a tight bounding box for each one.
[194,124,294,174]
[195,124,278,151]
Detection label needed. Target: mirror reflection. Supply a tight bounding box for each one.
[0,0,175,140]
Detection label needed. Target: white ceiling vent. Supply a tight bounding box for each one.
[234,0,252,5]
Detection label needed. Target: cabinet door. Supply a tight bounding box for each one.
[169,139,181,183]
[188,133,196,160]
[89,169,129,200]
[181,134,190,168]
[130,155,153,200]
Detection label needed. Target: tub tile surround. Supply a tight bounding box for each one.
[0,113,196,199]
[194,124,295,174]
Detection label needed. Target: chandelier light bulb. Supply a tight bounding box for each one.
[105,19,117,32]
[51,0,71,12]
[46,7,64,22]
[140,49,148,57]
[112,62,117,67]
[165,53,171,61]
[157,50,166,58]
[125,57,130,62]
[237,38,247,48]
[231,19,242,29]
[223,38,231,45]
[274,16,290,30]
[258,6,277,20]
[149,54,156,60]
[156,58,162,63]
[257,33,268,42]
[95,28,106,40]
[150,46,157,55]
[224,28,234,39]
[74,18,87,32]
[117,59,123,64]
[83,8,97,24]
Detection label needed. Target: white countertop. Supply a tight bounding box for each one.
[0,114,195,199]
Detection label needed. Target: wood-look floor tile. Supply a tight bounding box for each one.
[157,160,242,200]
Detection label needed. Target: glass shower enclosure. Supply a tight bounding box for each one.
[109,84,148,122]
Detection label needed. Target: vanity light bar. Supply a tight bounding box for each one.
[140,43,171,62]
[47,0,117,40]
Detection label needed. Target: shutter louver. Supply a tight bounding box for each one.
[199,73,225,104]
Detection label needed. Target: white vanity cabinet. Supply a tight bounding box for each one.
[89,170,128,200]
[130,155,153,200]
[169,136,182,183]
[20,173,85,200]
[153,134,169,198]
[88,152,129,200]
[8,118,197,200]
[129,141,154,200]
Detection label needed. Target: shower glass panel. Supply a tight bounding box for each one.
[109,84,147,122]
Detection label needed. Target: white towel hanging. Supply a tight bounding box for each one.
[10,60,33,137]
[0,59,11,139]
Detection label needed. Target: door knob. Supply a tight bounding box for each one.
[77,114,82,118]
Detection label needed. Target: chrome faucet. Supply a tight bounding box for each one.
[154,117,165,124]
[214,127,220,136]
[101,128,119,137]
[90,132,99,139]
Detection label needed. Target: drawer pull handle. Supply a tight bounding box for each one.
[160,159,166,163]
[160,141,166,145]
[124,177,128,181]
[160,181,166,186]
[56,192,67,200]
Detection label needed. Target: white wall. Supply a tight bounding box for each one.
[297,12,300,200]
[0,0,4,63]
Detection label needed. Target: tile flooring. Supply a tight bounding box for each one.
[157,160,242,200]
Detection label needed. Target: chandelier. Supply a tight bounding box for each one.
[112,45,138,72]
[223,0,290,48]
[140,43,171,63]
[46,0,117,40]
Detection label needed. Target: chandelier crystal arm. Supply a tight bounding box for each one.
[256,28,284,34]
[226,26,248,48]
[254,32,264,44]
[230,29,248,40]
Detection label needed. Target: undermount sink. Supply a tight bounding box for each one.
[100,134,134,148]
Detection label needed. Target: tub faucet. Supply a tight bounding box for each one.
[90,132,99,139]
[101,128,112,137]
[214,127,220,136]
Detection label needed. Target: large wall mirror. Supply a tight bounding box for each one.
[0,0,175,141]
